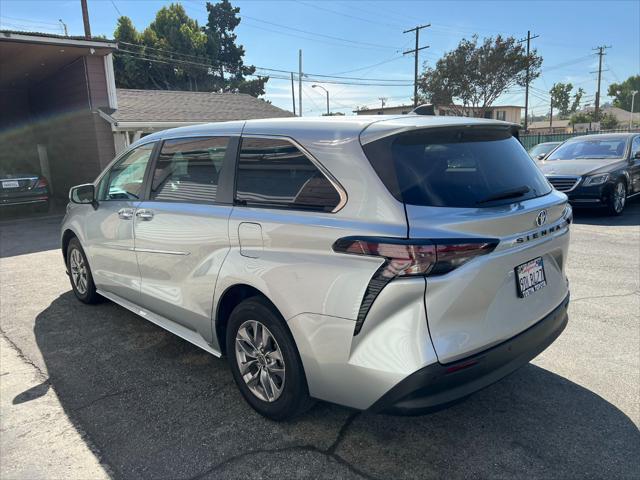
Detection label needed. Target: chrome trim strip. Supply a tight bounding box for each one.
[133,247,190,256]
[240,134,349,213]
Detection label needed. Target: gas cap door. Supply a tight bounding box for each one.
[238,222,263,258]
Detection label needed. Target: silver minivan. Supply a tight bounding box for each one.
[61,115,571,420]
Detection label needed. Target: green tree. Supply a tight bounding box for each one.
[607,75,640,111]
[113,1,267,96]
[549,83,585,118]
[203,0,267,96]
[569,111,619,130]
[417,35,542,117]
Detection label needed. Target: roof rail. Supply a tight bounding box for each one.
[411,104,436,115]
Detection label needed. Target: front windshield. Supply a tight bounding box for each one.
[529,143,558,158]
[546,137,628,161]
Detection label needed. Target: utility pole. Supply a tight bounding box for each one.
[518,31,539,132]
[298,49,303,117]
[290,72,296,116]
[403,24,430,107]
[80,0,91,38]
[378,97,387,110]
[549,96,553,130]
[59,19,68,36]
[591,45,611,122]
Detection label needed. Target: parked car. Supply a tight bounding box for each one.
[61,116,572,420]
[0,172,50,212]
[539,133,640,215]
[528,141,562,160]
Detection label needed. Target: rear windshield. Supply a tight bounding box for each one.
[363,127,552,208]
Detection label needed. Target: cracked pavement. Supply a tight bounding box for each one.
[1,202,639,479]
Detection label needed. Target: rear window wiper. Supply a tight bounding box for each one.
[476,185,530,205]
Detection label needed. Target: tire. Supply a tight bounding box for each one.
[226,296,314,420]
[66,238,101,304]
[608,180,627,216]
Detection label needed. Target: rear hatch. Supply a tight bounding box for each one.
[361,122,571,363]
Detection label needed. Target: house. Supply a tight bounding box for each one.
[527,119,572,134]
[355,104,522,123]
[101,89,293,154]
[583,105,634,124]
[0,30,118,197]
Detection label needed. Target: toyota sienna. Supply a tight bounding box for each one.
[61,115,571,420]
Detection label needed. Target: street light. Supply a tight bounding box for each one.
[630,90,638,130]
[312,84,330,116]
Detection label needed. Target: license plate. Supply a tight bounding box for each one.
[2,181,19,188]
[515,257,546,298]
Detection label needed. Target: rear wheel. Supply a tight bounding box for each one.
[608,180,626,216]
[226,297,314,420]
[66,238,100,304]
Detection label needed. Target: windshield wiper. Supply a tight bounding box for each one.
[476,185,530,204]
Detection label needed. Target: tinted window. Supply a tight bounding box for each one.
[236,138,341,212]
[631,136,640,156]
[100,143,155,201]
[363,127,552,208]
[150,137,228,203]
[546,136,628,161]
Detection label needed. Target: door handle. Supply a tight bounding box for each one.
[136,209,154,221]
[118,208,134,220]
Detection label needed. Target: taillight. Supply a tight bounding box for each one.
[35,177,48,189]
[332,236,498,335]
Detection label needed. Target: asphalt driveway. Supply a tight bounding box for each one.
[1,203,639,479]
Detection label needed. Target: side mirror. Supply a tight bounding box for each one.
[634,151,640,160]
[69,184,97,208]
[536,153,546,161]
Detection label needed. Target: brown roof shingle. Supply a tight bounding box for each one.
[113,89,293,123]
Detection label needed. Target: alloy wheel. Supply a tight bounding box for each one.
[69,248,88,295]
[235,320,286,402]
[613,182,626,213]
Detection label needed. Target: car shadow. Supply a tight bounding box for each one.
[571,196,640,226]
[0,214,63,258]
[31,292,639,479]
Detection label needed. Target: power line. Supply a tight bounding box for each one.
[117,52,413,86]
[117,45,414,83]
[240,14,400,50]
[295,0,404,29]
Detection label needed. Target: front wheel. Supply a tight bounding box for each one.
[226,297,314,420]
[66,238,100,304]
[608,180,626,216]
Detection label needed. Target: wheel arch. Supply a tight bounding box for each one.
[61,228,78,262]
[215,283,285,356]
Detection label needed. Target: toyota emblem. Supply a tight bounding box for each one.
[536,210,548,227]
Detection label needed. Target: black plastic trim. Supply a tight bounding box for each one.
[370,293,570,415]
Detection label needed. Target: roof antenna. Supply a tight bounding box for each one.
[411,104,435,115]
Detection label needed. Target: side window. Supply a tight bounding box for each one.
[236,137,341,212]
[150,137,228,203]
[100,143,155,201]
[632,136,640,157]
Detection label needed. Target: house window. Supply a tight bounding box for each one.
[496,110,507,121]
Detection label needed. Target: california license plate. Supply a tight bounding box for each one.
[2,181,19,188]
[515,257,546,297]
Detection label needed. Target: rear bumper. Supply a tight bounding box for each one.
[0,194,49,207]
[370,292,570,414]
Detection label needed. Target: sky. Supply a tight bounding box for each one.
[1,0,639,117]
